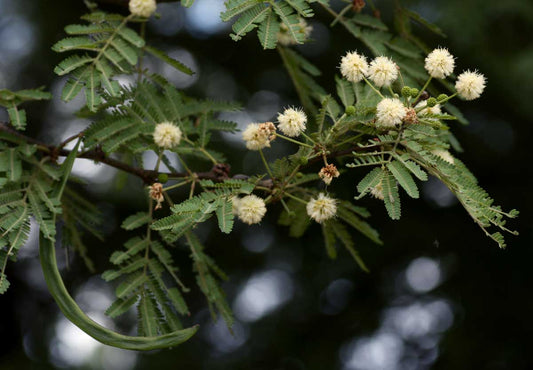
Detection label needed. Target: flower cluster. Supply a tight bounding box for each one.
[242,107,308,150]
[236,47,488,231]
[129,0,157,18]
[233,195,267,225]
[242,122,276,150]
[337,49,486,131]
[153,122,182,149]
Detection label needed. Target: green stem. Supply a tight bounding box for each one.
[275,133,314,148]
[283,191,308,205]
[163,179,190,192]
[301,132,316,145]
[200,147,218,164]
[363,77,385,99]
[330,4,351,26]
[336,132,365,147]
[414,76,432,101]
[154,151,163,172]
[259,149,275,179]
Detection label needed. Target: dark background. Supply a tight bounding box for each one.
[0,0,531,369]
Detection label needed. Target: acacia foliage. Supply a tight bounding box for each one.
[0,0,518,350]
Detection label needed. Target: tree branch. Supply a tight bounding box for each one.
[0,122,264,186]
[0,121,366,189]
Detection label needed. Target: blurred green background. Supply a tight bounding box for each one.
[0,0,531,369]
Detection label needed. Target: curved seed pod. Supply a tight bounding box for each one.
[39,235,198,351]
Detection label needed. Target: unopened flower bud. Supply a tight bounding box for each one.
[437,94,448,102]
[345,105,356,115]
[401,86,412,97]
[158,173,169,184]
[426,97,438,107]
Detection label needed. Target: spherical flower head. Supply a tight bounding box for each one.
[277,107,307,137]
[425,48,455,79]
[318,164,340,185]
[278,18,313,46]
[340,51,369,83]
[237,195,267,225]
[432,149,455,164]
[129,0,157,18]
[153,122,182,149]
[306,193,337,223]
[242,123,273,150]
[368,56,398,87]
[416,100,442,116]
[455,70,486,100]
[375,98,407,128]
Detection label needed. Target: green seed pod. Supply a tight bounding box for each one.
[437,94,448,102]
[401,86,412,97]
[158,173,169,184]
[426,97,438,107]
[345,105,356,115]
[410,88,419,97]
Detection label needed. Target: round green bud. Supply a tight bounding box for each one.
[401,86,412,97]
[296,172,304,178]
[437,94,448,102]
[409,88,419,97]
[299,156,308,165]
[158,173,169,183]
[345,105,356,115]
[426,97,438,107]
